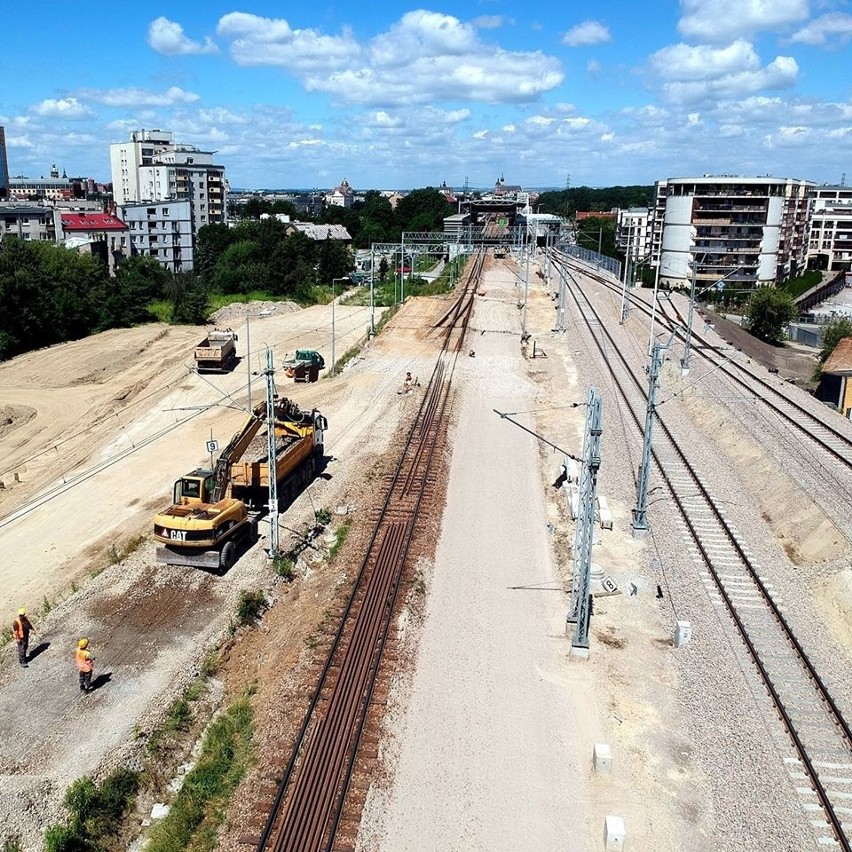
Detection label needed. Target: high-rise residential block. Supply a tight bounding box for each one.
[110,129,228,235]
[651,176,813,290]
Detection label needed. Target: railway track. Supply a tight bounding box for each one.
[254,251,483,852]
[555,255,852,850]
[556,250,852,468]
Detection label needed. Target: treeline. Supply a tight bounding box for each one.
[195,187,456,297]
[537,185,653,217]
[0,239,180,360]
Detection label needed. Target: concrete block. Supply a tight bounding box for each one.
[565,484,579,519]
[604,815,626,851]
[593,743,613,775]
[597,495,613,529]
[674,620,692,648]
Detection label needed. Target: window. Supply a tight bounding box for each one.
[147,208,155,215]
[162,207,169,215]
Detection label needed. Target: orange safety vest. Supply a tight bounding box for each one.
[75,648,93,673]
[13,617,28,641]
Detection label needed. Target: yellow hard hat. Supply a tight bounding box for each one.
[78,638,88,649]
[18,607,26,616]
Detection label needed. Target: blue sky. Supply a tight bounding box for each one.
[1,1,851,190]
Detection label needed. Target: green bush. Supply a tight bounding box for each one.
[314,507,332,526]
[236,590,268,625]
[44,768,139,852]
[272,555,295,581]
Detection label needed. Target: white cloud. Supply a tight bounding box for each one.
[81,86,200,107]
[147,17,217,55]
[563,21,611,47]
[473,130,489,139]
[31,98,94,119]
[649,41,798,102]
[217,12,358,72]
[368,111,404,128]
[214,9,562,106]
[678,0,809,42]
[661,56,798,103]
[650,40,760,81]
[472,15,505,29]
[6,134,34,148]
[790,12,852,46]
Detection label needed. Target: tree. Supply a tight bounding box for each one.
[394,188,455,236]
[268,232,316,300]
[102,255,169,328]
[575,217,618,259]
[166,273,209,324]
[744,288,797,345]
[316,236,353,284]
[819,317,852,364]
[195,223,234,283]
[379,257,389,282]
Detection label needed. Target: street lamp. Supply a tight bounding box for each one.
[245,309,272,409]
[331,277,348,376]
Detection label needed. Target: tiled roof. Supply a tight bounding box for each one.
[60,213,127,232]
[822,337,852,374]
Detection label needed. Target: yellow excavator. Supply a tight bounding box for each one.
[153,398,327,569]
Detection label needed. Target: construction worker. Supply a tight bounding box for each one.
[12,608,34,667]
[76,638,94,693]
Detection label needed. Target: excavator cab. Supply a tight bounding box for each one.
[173,471,214,505]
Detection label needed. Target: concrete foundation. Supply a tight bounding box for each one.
[674,620,693,648]
[593,743,613,775]
[604,815,626,851]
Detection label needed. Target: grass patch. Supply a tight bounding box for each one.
[44,767,140,852]
[108,534,146,565]
[236,589,268,626]
[148,299,173,323]
[146,678,209,757]
[778,270,824,300]
[329,520,352,561]
[272,555,295,582]
[145,694,255,852]
[200,650,219,678]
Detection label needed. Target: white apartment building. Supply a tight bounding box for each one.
[616,207,652,272]
[110,130,227,241]
[118,200,194,274]
[651,176,813,290]
[808,185,852,272]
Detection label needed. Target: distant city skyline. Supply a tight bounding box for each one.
[0,1,850,190]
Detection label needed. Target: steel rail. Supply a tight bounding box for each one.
[554,249,852,469]
[256,253,480,852]
[555,255,852,850]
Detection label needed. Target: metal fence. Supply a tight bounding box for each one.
[560,244,622,281]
